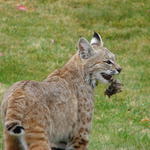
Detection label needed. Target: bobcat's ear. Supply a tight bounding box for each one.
[78,37,94,59]
[90,32,103,47]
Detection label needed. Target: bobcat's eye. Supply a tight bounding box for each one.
[104,60,112,64]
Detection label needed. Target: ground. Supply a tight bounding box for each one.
[0,0,150,150]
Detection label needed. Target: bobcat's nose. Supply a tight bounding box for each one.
[117,68,122,73]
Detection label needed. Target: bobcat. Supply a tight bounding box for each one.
[1,32,122,150]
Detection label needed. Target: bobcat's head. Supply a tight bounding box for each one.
[78,32,122,87]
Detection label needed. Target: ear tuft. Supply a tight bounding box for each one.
[91,32,103,47]
[78,37,93,59]
[93,32,101,41]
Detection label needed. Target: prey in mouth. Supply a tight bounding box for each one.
[100,71,123,97]
[101,72,123,97]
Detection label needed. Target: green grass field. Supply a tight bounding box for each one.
[0,0,150,149]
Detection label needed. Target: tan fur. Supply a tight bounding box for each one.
[1,33,121,150]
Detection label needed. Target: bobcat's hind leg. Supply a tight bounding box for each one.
[27,137,51,150]
[29,145,51,150]
[26,126,51,150]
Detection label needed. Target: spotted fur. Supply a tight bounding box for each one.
[1,32,121,150]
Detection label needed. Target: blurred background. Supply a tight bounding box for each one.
[0,0,149,149]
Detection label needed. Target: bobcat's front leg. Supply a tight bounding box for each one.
[67,135,89,150]
[67,97,93,150]
[67,125,90,150]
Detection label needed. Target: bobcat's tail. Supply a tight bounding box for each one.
[3,88,28,150]
[5,121,28,150]
[5,120,25,136]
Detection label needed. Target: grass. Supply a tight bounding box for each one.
[0,0,150,149]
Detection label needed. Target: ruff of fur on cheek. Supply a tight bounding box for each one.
[85,73,97,88]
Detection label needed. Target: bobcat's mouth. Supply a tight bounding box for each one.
[101,73,112,81]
